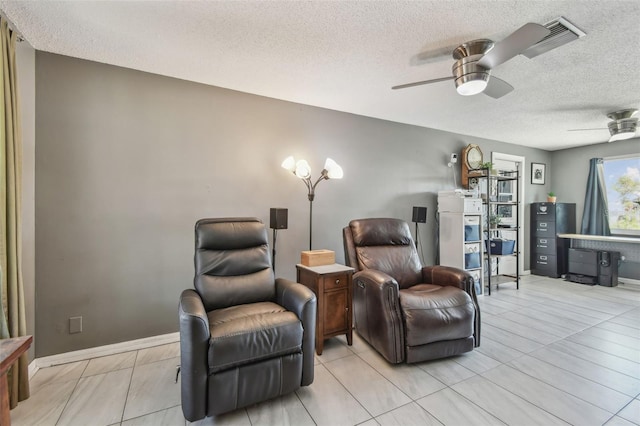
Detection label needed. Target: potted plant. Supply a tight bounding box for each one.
[480,162,497,175]
[547,191,557,203]
[489,214,502,228]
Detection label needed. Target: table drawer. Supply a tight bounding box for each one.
[322,273,349,290]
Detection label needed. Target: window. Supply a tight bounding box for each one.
[602,154,640,236]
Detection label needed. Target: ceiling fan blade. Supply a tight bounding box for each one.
[483,76,514,99]
[567,128,607,131]
[392,76,454,90]
[478,23,550,69]
[411,45,459,66]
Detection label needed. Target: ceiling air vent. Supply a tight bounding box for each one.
[522,16,585,59]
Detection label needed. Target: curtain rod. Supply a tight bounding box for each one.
[0,12,25,42]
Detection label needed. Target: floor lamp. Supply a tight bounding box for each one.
[281,156,343,250]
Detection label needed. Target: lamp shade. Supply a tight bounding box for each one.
[295,159,311,179]
[281,156,296,172]
[324,158,343,179]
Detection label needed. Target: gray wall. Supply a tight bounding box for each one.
[35,52,552,357]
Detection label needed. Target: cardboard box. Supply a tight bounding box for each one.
[301,249,335,267]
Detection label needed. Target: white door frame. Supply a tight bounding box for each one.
[492,152,525,275]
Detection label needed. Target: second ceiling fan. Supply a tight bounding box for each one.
[392,22,551,99]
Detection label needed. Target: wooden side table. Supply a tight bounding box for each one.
[1,335,32,426]
[296,263,353,355]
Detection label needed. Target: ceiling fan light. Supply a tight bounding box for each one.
[455,74,489,96]
[608,130,636,143]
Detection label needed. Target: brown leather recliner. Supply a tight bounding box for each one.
[179,218,317,421]
[343,218,480,364]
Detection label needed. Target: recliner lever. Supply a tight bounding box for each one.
[357,281,365,289]
[175,365,181,383]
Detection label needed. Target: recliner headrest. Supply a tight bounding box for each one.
[196,217,268,250]
[349,218,413,247]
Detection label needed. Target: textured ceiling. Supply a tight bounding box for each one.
[1,0,639,151]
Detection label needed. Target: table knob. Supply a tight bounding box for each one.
[335,279,340,285]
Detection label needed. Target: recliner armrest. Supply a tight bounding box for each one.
[276,278,317,320]
[275,278,317,386]
[354,269,399,293]
[179,289,210,422]
[353,269,405,363]
[422,265,481,347]
[353,269,401,317]
[422,265,475,294]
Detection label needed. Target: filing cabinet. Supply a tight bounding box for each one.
[530,202,576,278]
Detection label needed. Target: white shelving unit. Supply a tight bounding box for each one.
[438,193,484,296]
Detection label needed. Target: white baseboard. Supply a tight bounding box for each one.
[28,359,38,380]
[31,332,179,376]
[619,277,640,288]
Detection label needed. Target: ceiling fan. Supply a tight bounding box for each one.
[568,109,639,142]
[392,23,552,98]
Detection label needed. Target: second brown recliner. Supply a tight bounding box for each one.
[343,218,480,364]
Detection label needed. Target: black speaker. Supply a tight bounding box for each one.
[412,206,427,223]
[598,251,620,287]
[270,208,288,229]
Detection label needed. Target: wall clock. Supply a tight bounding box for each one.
[461,144,483,189]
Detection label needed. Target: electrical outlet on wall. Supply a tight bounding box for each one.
[69,316,82,334]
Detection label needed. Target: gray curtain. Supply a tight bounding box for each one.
[580,158,611,235]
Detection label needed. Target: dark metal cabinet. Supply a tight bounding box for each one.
[530,202,576,278]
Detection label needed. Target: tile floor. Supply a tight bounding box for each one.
[10,275,640,426]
